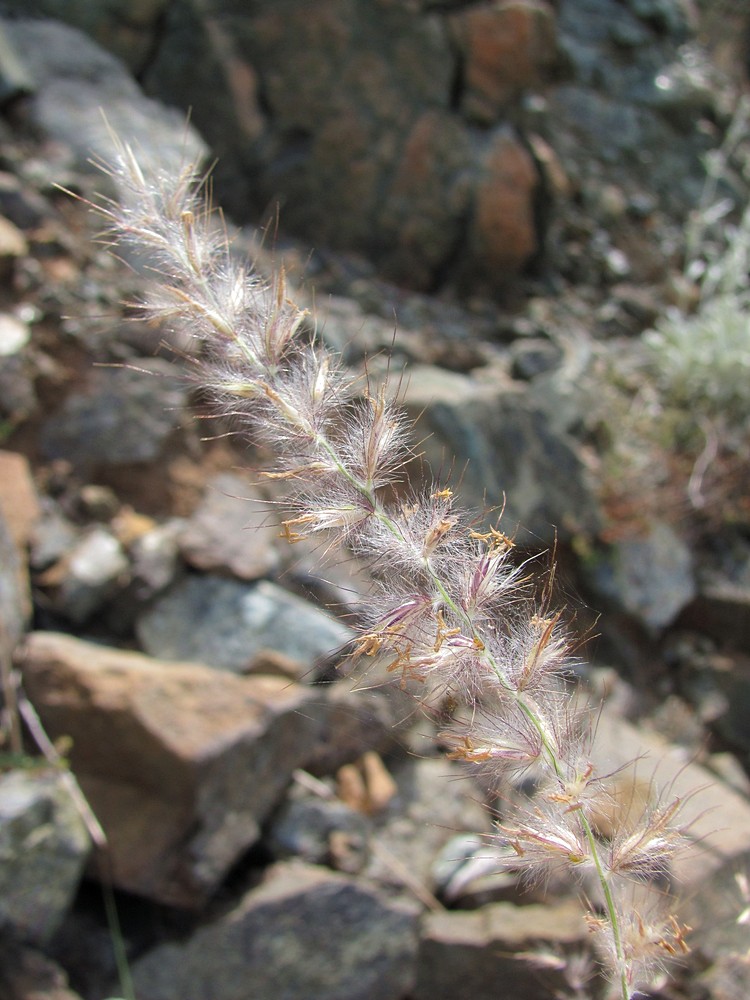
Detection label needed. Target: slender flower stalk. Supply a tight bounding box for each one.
[93,137,691,999]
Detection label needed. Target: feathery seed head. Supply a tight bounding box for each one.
[92,141,698,998]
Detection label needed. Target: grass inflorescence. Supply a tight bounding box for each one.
[93,135,693,999]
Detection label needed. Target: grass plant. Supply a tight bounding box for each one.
[90,136,694,1000]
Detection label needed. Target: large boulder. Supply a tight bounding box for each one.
[20,631,328,907]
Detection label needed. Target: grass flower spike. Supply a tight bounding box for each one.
[94,136,691,999]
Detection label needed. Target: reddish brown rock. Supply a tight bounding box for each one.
[0,450,39,630]
[0,450,40,555]
[383,110,473,287]
[451,0,558,122]
[19,631,326,908]
[470,128,539,282]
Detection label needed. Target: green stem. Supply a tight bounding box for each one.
[580,812,629,1000]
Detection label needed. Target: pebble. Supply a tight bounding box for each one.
[0,312,29,355]
[55,527,128,623]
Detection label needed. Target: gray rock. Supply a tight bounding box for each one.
[589,702,750,893]
[305,678,401,775]
[0,1,166,76]
[509,338,563,381]
[679,649,750,758]
[413,899,589,1000]
[137,575,353,675]
[40,359,188,469]
[0,768,90,945]
[400,363,600,544]
[2,17,206,184]
[433,834,518,907]
[680,580,750,651]
[697,951,750,1000]
[130,862,419,1000]
[128,518,184,600]
[8,0,726,301]
[681,850,750,965]
[0,504,27,650]
[54,526,129,623]
[0,352,36,422]
[268,787,371,873]
[179,472,279,580]
[20,631,327,908]
[584,521,695,630]
[29,501,79,572]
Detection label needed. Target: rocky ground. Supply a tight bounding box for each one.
[1,5,750,1000]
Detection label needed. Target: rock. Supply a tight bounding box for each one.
[450,1,559,122]
[467,127,540,287]
[267,783,371,874]
[179,472,279,580]
[0,506,30,648]
[0,20,34,105]
[697,951,750,1000]
[0,942,84,1000]
[583,521,696,630]
[304,678,403,776]
[2,17,206,185]
[9,0,723,300]
[0,0,167,77]
[679,581,750,651]
[29,500,79,572]
[0,450,40,551]
[0,217,27,264]
[40,359,189,470]
[0,449,39,634]
[681,850,750,967]
[125,516,184,601]
[510,337,563,380]
[413,898,590,1000]
[364,757,493,897]
[400,363,600,543]
[432,834,520,907]
[135,0,268,204]
[20,631,326,907]
[48,526,129,624]
[0,768,90,946]
[378,109,474,289]
[130,861,420,1000]
[137,575,353,676]
[0,349,36,422]
[678,649,750,758]
[589,702,750,894]
[143,0,541,291]
[0,170,48,231]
